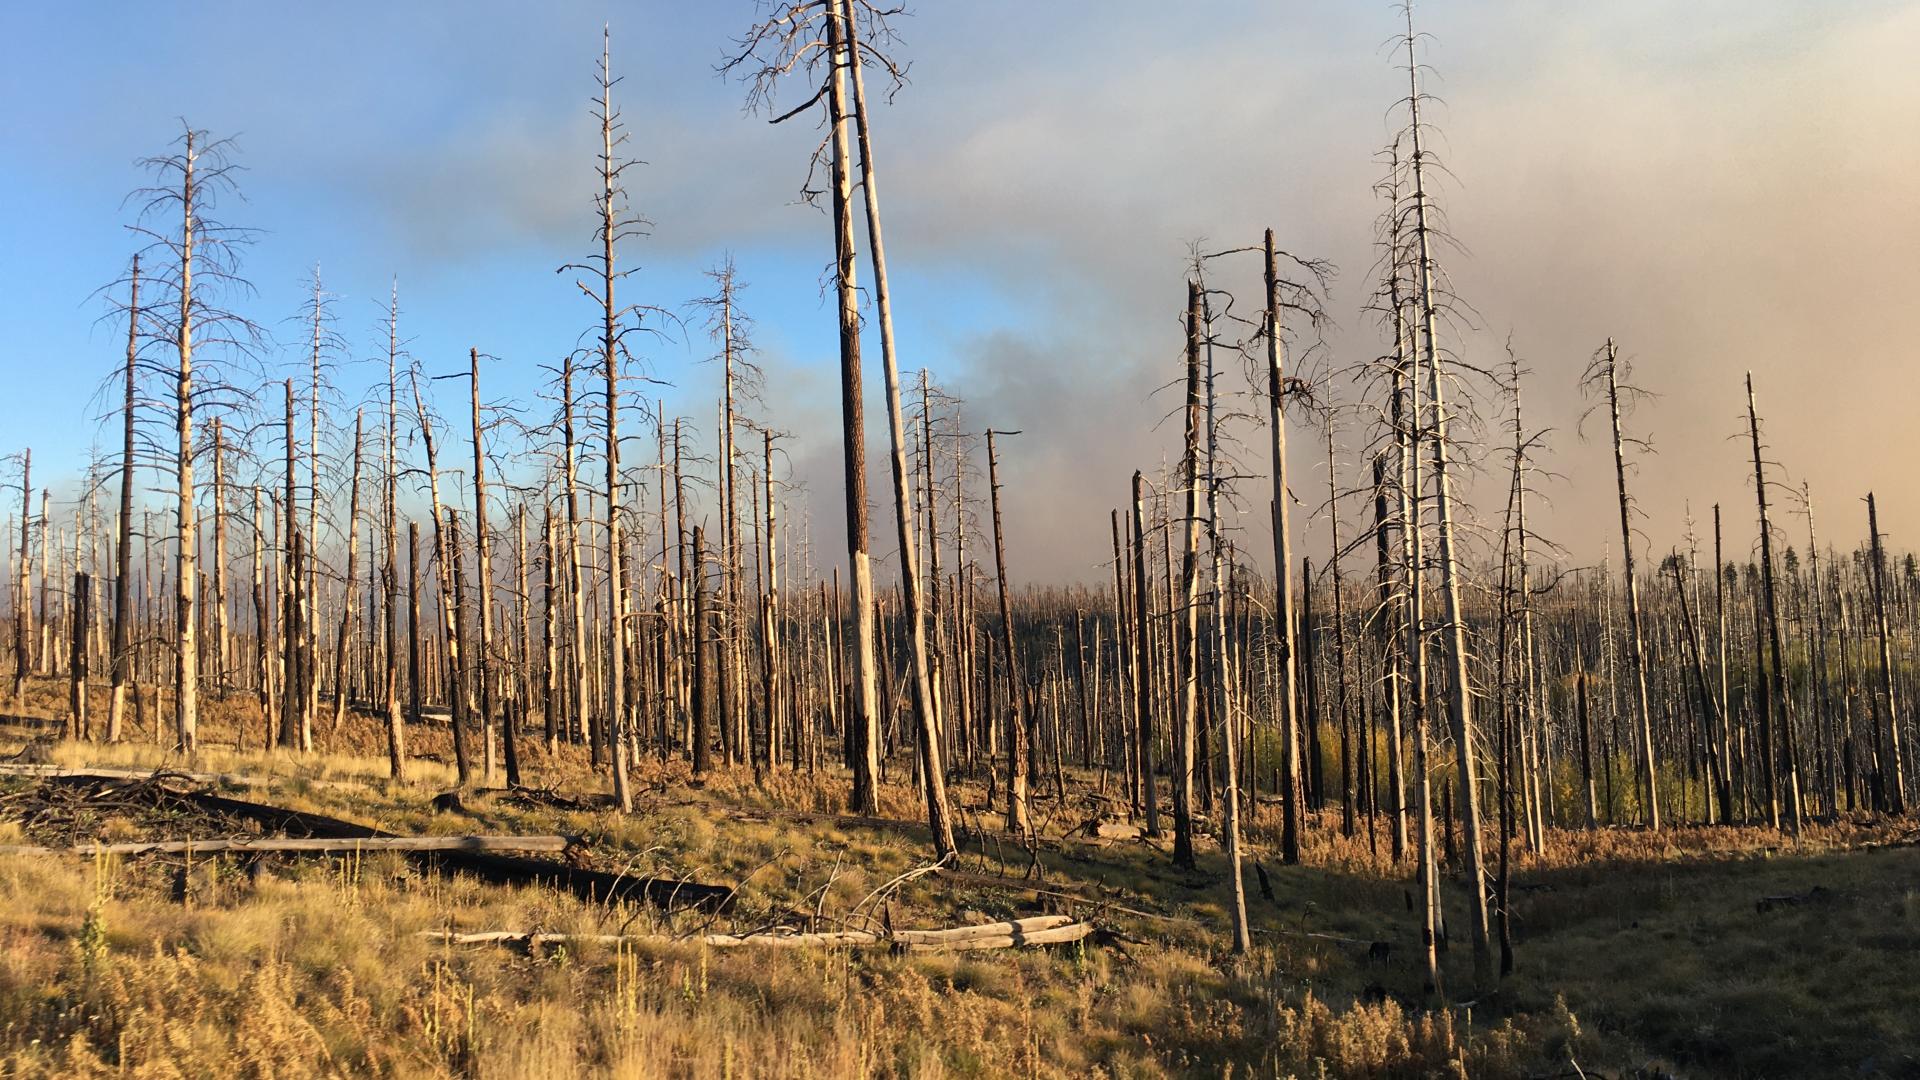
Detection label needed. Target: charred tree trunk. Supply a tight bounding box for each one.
[1866,492,1908,815]
[1263,230,1304,866]
[329,410,365,735]
[107,256,139,743]
[1746,374,1803,832]
[1131,471,1160,837]
[988,430,1030,836]
[1172,280,1203,869]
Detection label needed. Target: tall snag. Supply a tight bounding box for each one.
[558,30,650,811]
[724,0,908,816]
[839,0,957,857]
[127,127,261,755]
[1172,280,1203,869]
[107,256,141,743]
[1865,493,1909,814]
[1745,374,1803,832]
[1583,341,1660,829]
[988,429,1030,837]
[381,283,407,781]
[1401,12,1491,985]
[1263,230,1306,864]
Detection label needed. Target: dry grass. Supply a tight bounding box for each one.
[0,676,1913,1077]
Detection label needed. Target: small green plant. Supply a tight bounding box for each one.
[75,847,116,983]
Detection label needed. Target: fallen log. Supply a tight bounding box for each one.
[426,931,641,948]
[889,913,1077,946]
[0,763,266,788]
[31,774,735,912]
[1755,885,1832,913]
[422,914,1095,953]
[721,804,1106,852]
[0,834,575,857]
[894,921,1094,952]
[935,869,1177,923]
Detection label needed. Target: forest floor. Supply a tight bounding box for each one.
[0,680,1912,1078]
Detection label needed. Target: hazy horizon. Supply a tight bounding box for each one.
[3,1,1916,584]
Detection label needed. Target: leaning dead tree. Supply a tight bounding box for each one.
[838,0,958,859]
[724,0,955,850]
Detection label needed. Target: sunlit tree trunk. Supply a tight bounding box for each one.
[841,0,955,854]
[823,1,882,814]
[1262,230,1304,865]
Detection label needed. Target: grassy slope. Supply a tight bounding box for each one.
[0,681,1913,1079]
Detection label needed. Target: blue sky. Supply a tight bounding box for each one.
[4,2,1917,580]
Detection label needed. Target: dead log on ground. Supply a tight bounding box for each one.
[0,834,576,857]
[30,773,735,912]
[422,915,1094,952]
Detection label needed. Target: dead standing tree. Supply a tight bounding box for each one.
[1202,230,1333,865]
[1864,492,1909,814]
[431,349,515,787]
[727,3,867,807]
[1172,279,1204,869]
[126,126,263,754]
[1393,7,1493,988]
[1745,374,1804,833]
[6,453,30,710]
[1580,341,1661,829]
[691,260,765,770]
[838,0,958,858]
[558,29,665,813]
[986,428,1030,838]
[725,1,958,852]
[378,282,409,781]
[103,256,143,742]
[412,370,472,785]
[1492,345,1562,975]
[297,267,344,745]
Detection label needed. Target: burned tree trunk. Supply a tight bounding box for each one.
[468,349,508,787]
[1866,492,1908,815]
[1746,374,1803,832]
[1406,32,1490,982]
[171,138,201,755]
[840,0,956,859]
[693,525,713,776]
[108,256,139,743]
[988,430,1030,836]
[1173,280,1203,869]
[819,2,883,816]
[13,452,31,710]
[1596,341,1661,831]
[1131,471,1160,837]
[1263,230,1304,866]
[383,288,406,782]
[328,409,365,735]
[69,573,90,740]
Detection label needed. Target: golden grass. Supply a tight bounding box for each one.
[0,676,1913,1077]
